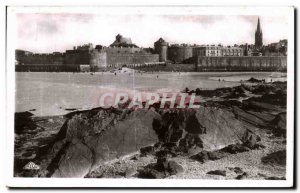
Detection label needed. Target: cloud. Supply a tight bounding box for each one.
[16,13,289,53]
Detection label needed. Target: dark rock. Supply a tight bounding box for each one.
[185,114,206,134]
[233,106,268,128]
[251,143,266,150]
[269,112,286,137]
[261,150,286,166]
[140,146,154,155]
[223,92,247,99]
[162,142,177,148]
[257,173,267,178]
[178,133,203,153]
[125,167,137,178]
[246,91,286,106]
[52,142,93,178]
[242,130,261,149]
[207,151,227,160]
[228,167,243,174]
[223,87,247,99]
[190,150,227,163]
[220,144,250,154]
[156,156,168,171]
[153,142,163,150]
[155,149,169,158]
[187,146,203,157]
[45,108,160,177]
[236,172,248,180]
[190,151,209,163]
[130,155,139,161]
[167,160,184,175]
[14,111,35,134]
[65,108,77,111]
[265,176,286,180]
[247,77,263,83]
[207,170,226,177]
[137,163,166,179]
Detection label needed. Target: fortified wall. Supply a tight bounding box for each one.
[106,53,159,67]
[17,53,65,65]
[16,34,161,71]
[197,56,287,71]
[64,50,107,68]
[168,46,193,63]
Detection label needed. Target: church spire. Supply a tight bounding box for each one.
[256,17,261,33]
[255,17,263,48]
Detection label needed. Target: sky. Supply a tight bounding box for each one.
[16,14,289,53]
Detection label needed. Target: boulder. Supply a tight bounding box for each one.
[52,142,93,178]
[137,159,184,179]
[220,144,250,154]
[261,150,286,166]
[228,167,243,174]
[140,146,154,155]
[190,149,231,163]
[167,161,184,175]
[269,112,286,137]
[125,167,137,178]
[14,111,35,134]
[265,176,286,180]
[207,170,226,177]
[195,107,257,151]
[46,108,160,177]
[236,172,248,180]
[137,163,166,179]
[38,102,262,178]
[190,151,210,163]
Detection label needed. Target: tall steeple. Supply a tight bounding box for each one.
[257,17,261,33]
[255,17,263,48]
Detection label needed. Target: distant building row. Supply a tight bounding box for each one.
[16,19,288,72]
[16,34,160,71]
[154,39,244,64]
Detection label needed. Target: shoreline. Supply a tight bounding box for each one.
[15,72,287,117]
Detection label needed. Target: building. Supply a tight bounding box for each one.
[167,44,194,63]
[110,34,135,47]
[193,45,223,57]
[154,38,169,62]
[262,39,288,56]
[255,17,263,49]
[193,45,243,57]
[221,46,243,56]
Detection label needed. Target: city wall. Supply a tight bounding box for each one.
[15,64,79,72]
[196,56,287,71]
[16,51,159,71]
[106,53,159,67]
[18,54,64,65]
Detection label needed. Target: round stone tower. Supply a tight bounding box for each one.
[154,38,169,62]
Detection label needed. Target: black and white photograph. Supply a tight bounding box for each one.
[5,6,295,188]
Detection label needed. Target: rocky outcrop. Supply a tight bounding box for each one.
[41,108,160,178]
[15,111,35,134]
[137,152,184,179]
[261,150,286,166]
[269,113,286,137]
[17,83,287,178]
[35,103,260,178]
